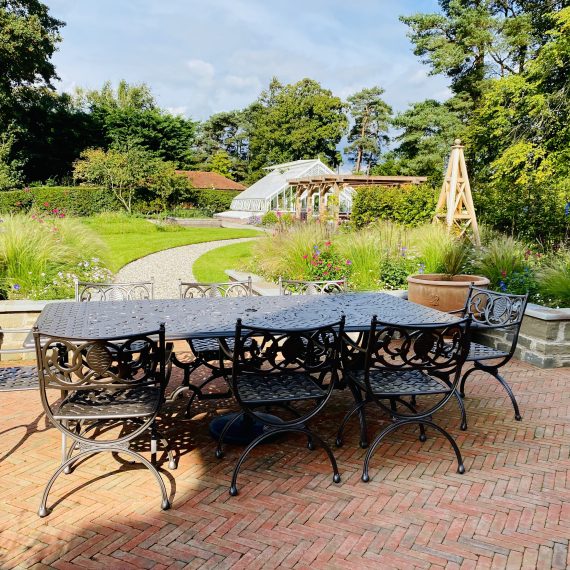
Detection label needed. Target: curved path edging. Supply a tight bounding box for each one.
[114,237,258,299]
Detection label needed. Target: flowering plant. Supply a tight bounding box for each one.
[302,242,351,281]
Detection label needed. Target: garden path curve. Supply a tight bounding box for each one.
[114,237,257,299]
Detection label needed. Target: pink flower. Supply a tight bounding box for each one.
[346,259,352,265]
[501,270,507,278]
[44,202,49,207]
[324,241,332,247]
[302,254,308,259]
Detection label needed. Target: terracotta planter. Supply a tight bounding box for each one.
[407,274,490,313]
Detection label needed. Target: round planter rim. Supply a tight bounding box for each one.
[407,274,490,288]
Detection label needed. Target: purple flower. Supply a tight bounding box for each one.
[565,202,570,216]
[12,284,21,291]
[346,259,352,265]
[419,263,426,274]
[499,280,507,292]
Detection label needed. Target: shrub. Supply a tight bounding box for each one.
[302,242,351,281]
[0,186,118,216]
[537,250,570,307]
[181,188,240,215]
[351,184,438,228]
[407,225,455,274]
[261,211,278,226]
[472,236,528,288]
[0,214,110,300]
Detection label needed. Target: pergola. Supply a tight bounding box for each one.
[288,174,428,221]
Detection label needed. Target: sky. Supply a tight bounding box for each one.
[45,0,450,121]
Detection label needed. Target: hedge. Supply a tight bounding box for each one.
[351,184,438,227]
[181,188,241,214]
[0,186,119,216]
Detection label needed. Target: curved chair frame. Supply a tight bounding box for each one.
[455,286,529,424]
[278,277,346,296]
[74,279,154,302]
[33,324,175,517]
[225,317,345,496]
[338,316,471,482]
[170,278,254,414]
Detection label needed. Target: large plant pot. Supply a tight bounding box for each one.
[407,274,490,313]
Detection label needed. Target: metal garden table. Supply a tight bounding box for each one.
[32,292,456,340]
[31,293,458,443]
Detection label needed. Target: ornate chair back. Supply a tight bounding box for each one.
[75,279,154,302]
[278,277,346,296]
[179,277,253,299]
[231,317,345,427]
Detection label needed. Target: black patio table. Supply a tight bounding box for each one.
[30,293,458,443]
[32,292,457,341]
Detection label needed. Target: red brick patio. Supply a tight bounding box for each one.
[1,359,569,569]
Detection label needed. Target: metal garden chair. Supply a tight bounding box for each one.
[74,279,154,301]
[33,324,176,517]
[278,277,346,295]
[337,316,472,482]
[223,316,345,496]
[454,286,529,424]
[170,278,253,414]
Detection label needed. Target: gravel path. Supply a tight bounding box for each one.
[115,237,258,299]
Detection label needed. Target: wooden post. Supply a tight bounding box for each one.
[434,139,481,245]
[294,185,302,220]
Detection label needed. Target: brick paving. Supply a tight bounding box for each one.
[1,358,569,569]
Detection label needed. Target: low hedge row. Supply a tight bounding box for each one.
[351,184,438,227]
[181,188,241,214]
[0,186,243,216]
[0,186,118,216]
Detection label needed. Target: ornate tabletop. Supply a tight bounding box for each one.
[32,293,456,341]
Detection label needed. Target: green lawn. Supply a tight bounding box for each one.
[193,240,256,282]
[82,214,260,272]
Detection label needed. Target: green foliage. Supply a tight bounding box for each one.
[0,214,109,300]
[302,242,351,282]
[0,0,64,97]
[378,258,417,290]
[0,185,118,216]
[441,239,471,278]
[181,188,240,215]
[247,78,348,180]
[472,236,528,289]
[261,211,278,226]
[0,130,23,190]
[351,184,438,227]
[537,250,570,307]
[344,86,392,172]
[407,224,454,274]
[208,150,233,178]
[389,98,468,183]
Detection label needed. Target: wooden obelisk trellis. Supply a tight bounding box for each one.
[434,139,481,245]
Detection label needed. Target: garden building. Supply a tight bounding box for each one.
[215,159,350,222]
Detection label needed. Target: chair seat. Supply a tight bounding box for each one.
[351,369,450,397]
[189,337,232,354]
[0,366,38,391]
[466,342,509,361]
[238,372,326,404]
[55,386,160,420]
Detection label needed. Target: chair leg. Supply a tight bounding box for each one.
[151,423,177,470]
[394,397,427,442]
[335,400,367,448]
[38,446,170,518]
[343,381,369,448]
[459,366,478,398]
[493,370,522,421]
[362,419,465,483]
[229,427,340,497]
[452,390,468,431]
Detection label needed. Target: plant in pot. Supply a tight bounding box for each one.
[407,236,490,312]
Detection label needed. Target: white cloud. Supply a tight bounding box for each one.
[185,59,215,81]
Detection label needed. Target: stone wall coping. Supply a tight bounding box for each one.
[0,299,71,313]
[525,303,570,322]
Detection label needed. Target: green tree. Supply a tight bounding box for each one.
[391,98,467,181]
[76,81,197,167]
[208,150,233,179]
[0,129,23,190]
[73,147,157,213]
[246,78,348,180]
[344,86,392,173]
[400,0,563,102]
[0,0,64,104]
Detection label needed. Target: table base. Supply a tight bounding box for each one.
[209,412,282,445]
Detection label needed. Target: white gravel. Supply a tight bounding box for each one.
[115,237,258,299]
